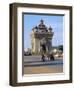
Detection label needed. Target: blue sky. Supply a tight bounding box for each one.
[24,14,63,49]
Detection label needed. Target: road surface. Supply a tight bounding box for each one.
[24,55,63,74]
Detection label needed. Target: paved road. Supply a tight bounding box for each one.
[24,55,42,62]
[24,55,63,74]
[24,55,63,62]
[24,55,63,67]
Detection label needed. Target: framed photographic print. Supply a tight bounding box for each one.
[9,3,72,86]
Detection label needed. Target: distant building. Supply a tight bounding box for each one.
[30,19,54,54]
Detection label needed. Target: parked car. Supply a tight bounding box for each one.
[24,52,32,56]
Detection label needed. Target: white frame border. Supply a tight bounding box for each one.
[17,7,70,83]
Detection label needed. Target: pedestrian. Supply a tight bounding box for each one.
[50,53,55,61]
[41,54,45,62]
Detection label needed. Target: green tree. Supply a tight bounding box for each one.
[58,45,63,52]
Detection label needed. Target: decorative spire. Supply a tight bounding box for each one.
[32,19,53,33]
[40,19,44,24]
[48,26,52,32]
[34,26,38,29]
[38,19,47,30]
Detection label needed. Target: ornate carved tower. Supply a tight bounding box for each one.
[31,19,54,54]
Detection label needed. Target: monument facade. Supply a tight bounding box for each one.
[31,19,54,54]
